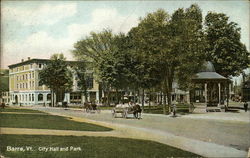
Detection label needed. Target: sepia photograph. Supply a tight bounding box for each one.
[0,0,249,157]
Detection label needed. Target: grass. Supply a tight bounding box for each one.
[143,104,190,114]
[0,113,112,131]
[0,107,45,113]
[0,134,202,158]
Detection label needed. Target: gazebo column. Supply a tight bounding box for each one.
[218,83,221,106]
[204,83,207,106]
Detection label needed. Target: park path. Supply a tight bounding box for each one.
[2,107,248,158]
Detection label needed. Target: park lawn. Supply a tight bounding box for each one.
[0,107,45,113]
[0,135,202,158]
[144,104,190,114]
[0,113,112,131]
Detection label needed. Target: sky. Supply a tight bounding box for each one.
[1,0,249,74]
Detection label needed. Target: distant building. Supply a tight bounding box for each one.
[8,58,100,106]
[0,69,10,104]
[242,80,250,102]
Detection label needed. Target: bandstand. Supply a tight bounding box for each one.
[190,61,231,113]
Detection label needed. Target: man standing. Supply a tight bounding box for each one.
[244,102,248,112]
[172,101,177,117]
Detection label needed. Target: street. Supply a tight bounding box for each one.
[30,106,250,157]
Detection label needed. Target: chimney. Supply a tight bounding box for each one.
[28,57,31,60]
[21,59,24,62]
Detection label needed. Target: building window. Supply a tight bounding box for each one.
[26,83,28,89]
[39,64,42,68]
[29,73,31,79]
[30,64,33,69]
[17,76,19,81]
[32,94,34,101]
[20,83,22,89]
[38,94,43,101]
[32,72,34,78]
[29,94,31,101]
[17,84,19,89]
[26,95,27,101]
[47,94,51,101]
[26,74,28,80]
[86,76,94,89]
[23,83,25,88]
[32,81,34,87]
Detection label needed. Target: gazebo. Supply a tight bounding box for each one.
[190,61,231,112]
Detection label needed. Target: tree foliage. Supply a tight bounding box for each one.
[128,5,205,113]
[39,54,73,105]
[72,4,249,113]
[204,12,250,77]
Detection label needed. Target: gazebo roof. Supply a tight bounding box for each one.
[192,61,228,81]
[195,72,227,80]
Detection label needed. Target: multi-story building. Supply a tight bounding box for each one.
[8,58,101,106]
[0,69,10,104]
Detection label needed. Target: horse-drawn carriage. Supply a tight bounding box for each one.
[112,103,141,119]
[83,102,101,113]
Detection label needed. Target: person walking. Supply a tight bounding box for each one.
[172,101,177,117]
[244,102,248,112]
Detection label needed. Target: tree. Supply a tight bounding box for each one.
[74,63,89,103]
[39,54,73,106]
[204,12,250,78]
[72,30,120,105]
[128,10,169,111]
[128,5,205,114]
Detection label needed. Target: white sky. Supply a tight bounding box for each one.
[1,0,249,75]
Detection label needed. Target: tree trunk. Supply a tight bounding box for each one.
[163,92,167,115]
[115,88,119,105]
[160,91,163,105]
[142,88,145,112]
[148,90,151,112]
[51,89,54,107]
[137,89,140,104]
[107,87,111,106]
[134,89,136,103]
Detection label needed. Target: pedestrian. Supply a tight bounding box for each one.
[1,102,5,109]
[244,102,248,112]
[172,101,177,117]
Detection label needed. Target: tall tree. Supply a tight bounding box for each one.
[72,30,120,105]
[128,5,205,114]
[204,12,250,78]
[39,54,73,106]
[173,4,206,90]
[74,63,90,103]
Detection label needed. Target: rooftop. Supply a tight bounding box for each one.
[8,58,86,68]
[193,61,228,81]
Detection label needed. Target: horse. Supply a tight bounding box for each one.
[133,104,142,119]
[83,102,92,112]
[83,102,100,113]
